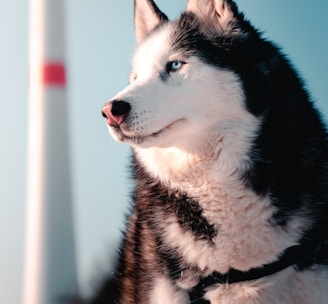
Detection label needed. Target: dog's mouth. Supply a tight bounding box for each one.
[110,119,185,145]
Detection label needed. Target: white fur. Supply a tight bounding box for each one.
[149,276,189,304]
[157,194,305,275]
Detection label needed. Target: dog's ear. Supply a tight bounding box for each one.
[134,0,168,43]
[186,0,241,36]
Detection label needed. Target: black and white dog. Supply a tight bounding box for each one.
[95,0,328,303]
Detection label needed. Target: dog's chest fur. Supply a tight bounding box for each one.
[134,140,305,273]
[130,152,328,304]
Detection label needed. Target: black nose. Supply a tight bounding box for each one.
[111,100,131,116]
[102,100,131,126]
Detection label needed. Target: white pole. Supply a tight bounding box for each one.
[23,0,78,303]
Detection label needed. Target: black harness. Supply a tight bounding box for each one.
[186,244,314,303]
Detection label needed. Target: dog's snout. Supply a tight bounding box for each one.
[102,100,131,126]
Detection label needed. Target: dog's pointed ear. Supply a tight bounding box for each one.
[186,0,241,36]
[134,0,169,43]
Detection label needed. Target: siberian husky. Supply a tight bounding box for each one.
[93,0,328,303]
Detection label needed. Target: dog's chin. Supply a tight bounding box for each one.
[108,119,186,147]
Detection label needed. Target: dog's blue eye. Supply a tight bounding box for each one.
[167,60,184,73]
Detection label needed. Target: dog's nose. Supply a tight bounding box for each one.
[102,100,131,126]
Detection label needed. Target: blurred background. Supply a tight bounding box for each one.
[1,0,327,303]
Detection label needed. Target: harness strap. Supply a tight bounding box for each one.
[188,245,307,303]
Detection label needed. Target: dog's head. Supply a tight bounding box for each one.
[102,0,270,152]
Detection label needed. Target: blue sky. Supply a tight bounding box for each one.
[1,0,327,303]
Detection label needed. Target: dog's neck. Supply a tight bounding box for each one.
[135,145,216,187]
[134,131,253,193]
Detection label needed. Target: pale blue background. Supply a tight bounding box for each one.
[1,1,327,303]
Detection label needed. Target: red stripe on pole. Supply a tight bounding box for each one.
[43,63,66,87]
